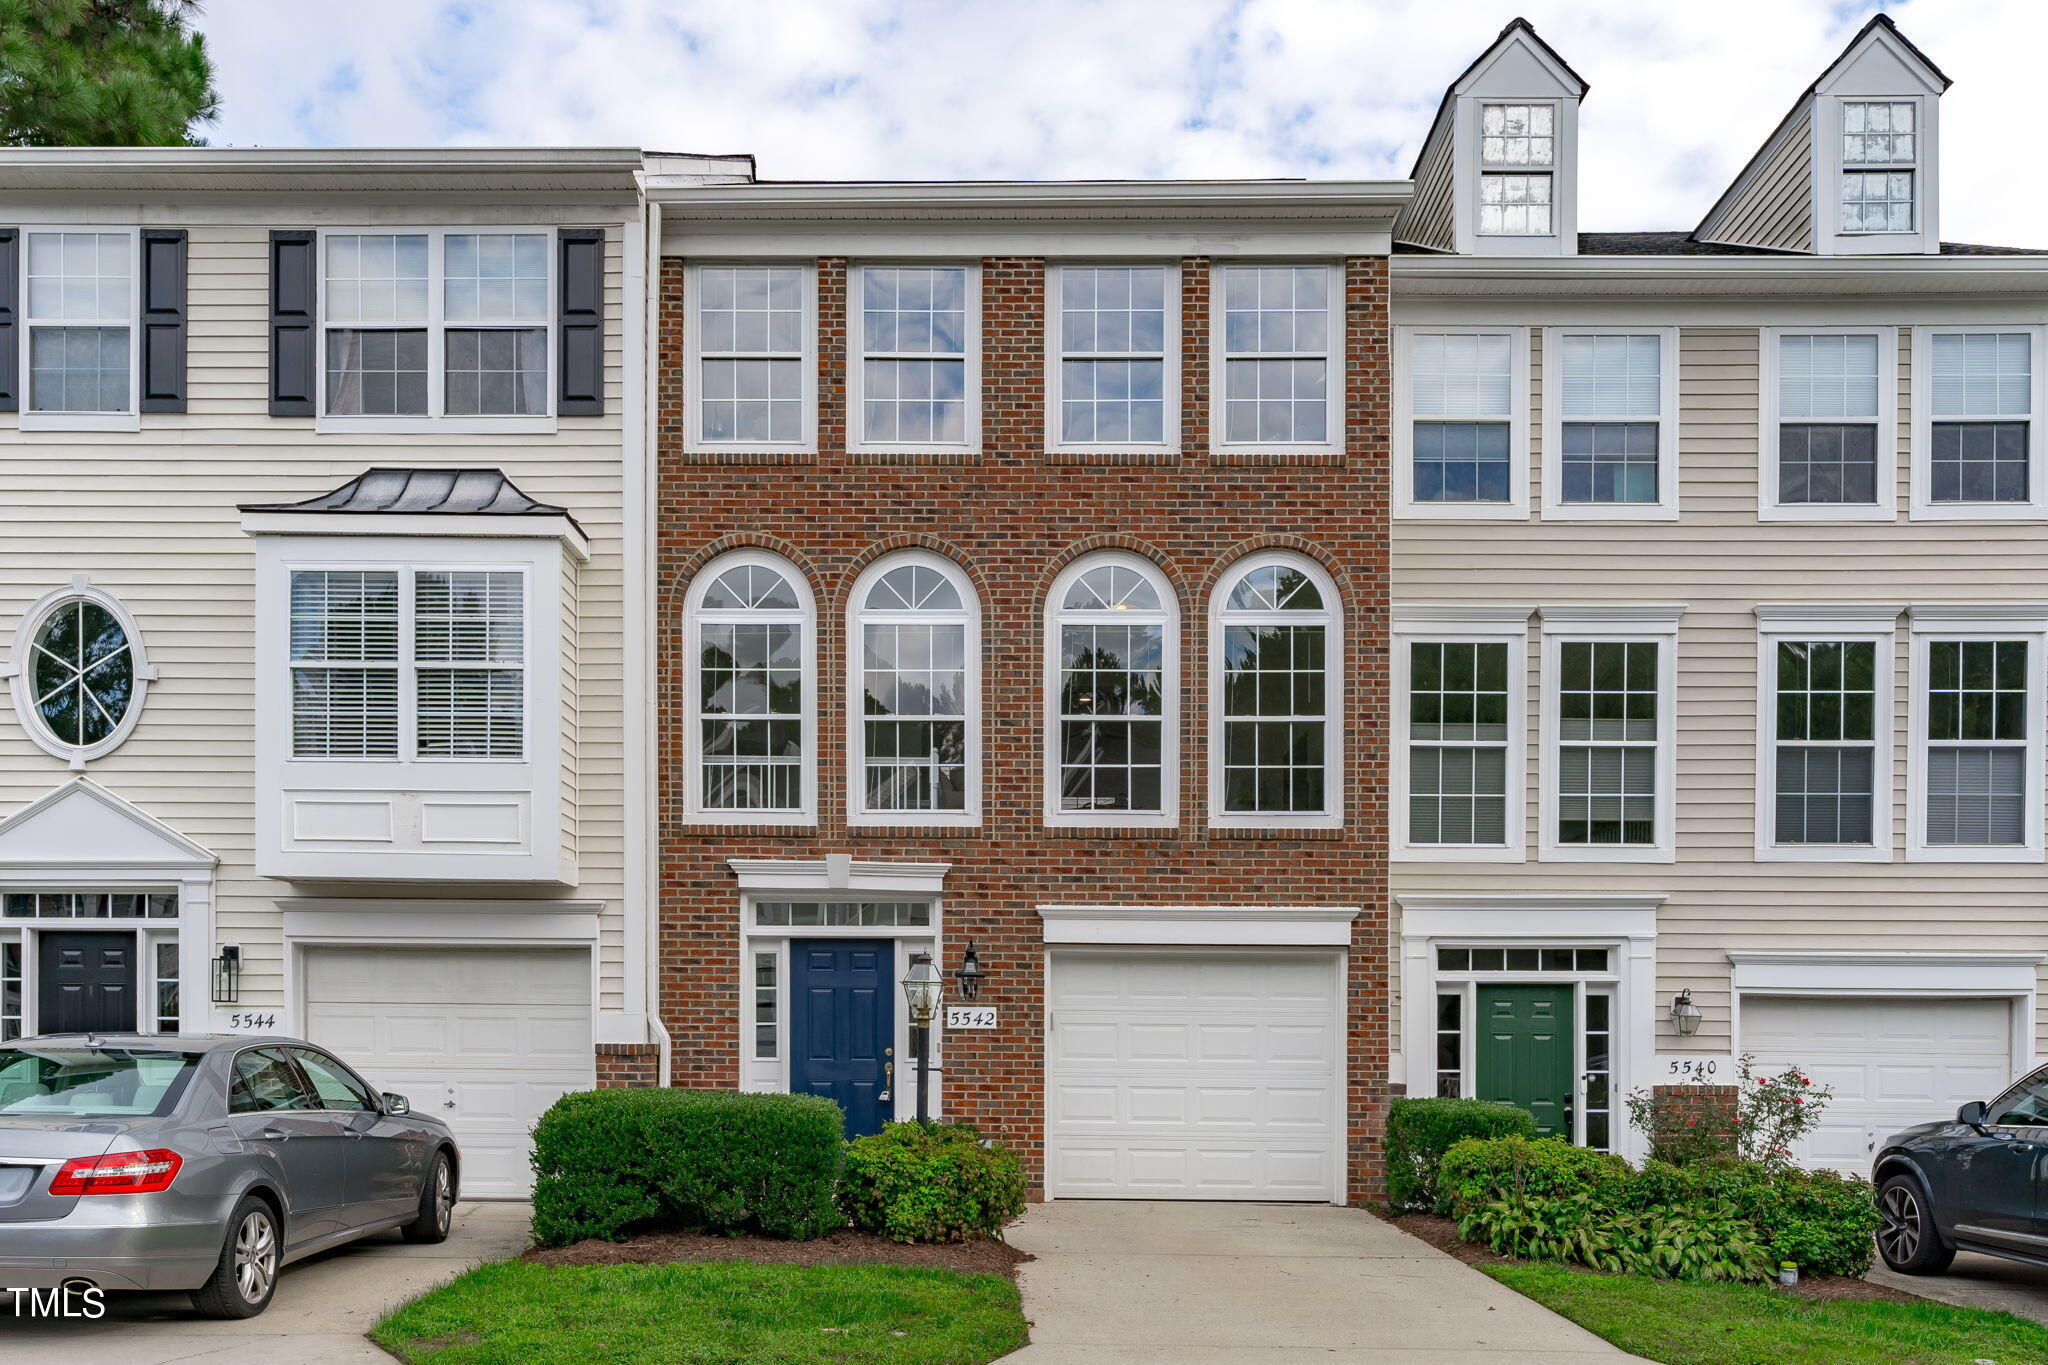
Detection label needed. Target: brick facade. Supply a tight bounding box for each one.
[655,253,1394,1201]
[594,1043,662,1089]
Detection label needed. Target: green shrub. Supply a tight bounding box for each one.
[531,1088,845,1245]
[840,1122,1027,1244]
[1438,1135,1631,1213]
[1457,1191,1776,1283]
[1383,1097,1536,1212]
[1623,1157,1877,1277]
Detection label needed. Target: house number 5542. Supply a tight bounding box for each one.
[944,1006,997,1030]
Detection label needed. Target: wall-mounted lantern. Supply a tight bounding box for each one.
[211,945,241,1005]
[953,941,986,1001]
[1670,989,1702,1036]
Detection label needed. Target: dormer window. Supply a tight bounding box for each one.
[1478,104,1555,236]
[1840,101,1916,233]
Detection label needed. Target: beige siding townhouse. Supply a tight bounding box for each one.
[1389,17,2048,1171]
[0,148,686,1195]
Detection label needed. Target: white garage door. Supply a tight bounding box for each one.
[1745,995,2014,1174]
[1047,949,1342,1201]
[303,946,594,1198]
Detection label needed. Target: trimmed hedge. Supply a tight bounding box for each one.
[840,1122,1027,1244]
[531,1089,845,1245]
[1384,1097,1538,1212]
[1624,1157,1880,1278]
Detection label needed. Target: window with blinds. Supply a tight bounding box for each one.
[1558,334,1662,505]
[1556,640,1658,845]
[1410,332,1514,503]
[1924,639,2027,846]
[288,566,523,760]
[1773,640,1878,845]
[1408,641,1510,845]
[1930,332,2033,504]
[1776,333,1882,505]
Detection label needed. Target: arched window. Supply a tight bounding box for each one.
[849,551,979,824]
[9,582,154,767]
[1046,553,1177,826]
[685,551,814,821]
[1210,553,1341,827]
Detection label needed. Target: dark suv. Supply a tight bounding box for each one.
[1872,1063,2048,1274]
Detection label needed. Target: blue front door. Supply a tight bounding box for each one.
[789,939,893,1137]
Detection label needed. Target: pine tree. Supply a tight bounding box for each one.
[0,0,219,146]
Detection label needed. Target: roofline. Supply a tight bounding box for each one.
[1406,17,1588,181]
[0,146,645,195]
[646,177,1413,215]
[0,146,644,169]
[1392,252,2048,296]
[1832,13,1952,92]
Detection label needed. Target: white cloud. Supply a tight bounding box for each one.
[196,0,2048,245]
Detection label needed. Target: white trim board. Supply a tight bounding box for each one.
[1036,904,1359,947]
[1728,950,2044,997]
[727,856,950,895]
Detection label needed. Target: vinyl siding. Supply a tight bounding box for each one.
[0,205,634,1016]
[1392,313,2048,1067]
[1396,115,1457,254]
[1697,102,1815,253]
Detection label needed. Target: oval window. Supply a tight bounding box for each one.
[29,598,137,749]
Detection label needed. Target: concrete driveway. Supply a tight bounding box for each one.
[1868,1247,2048,1327]
[1003,1201,1640,1363]
[1,1201,530,1364]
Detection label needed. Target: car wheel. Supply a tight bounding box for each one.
[190,1195,281,1319]
[1877,1173,1956,1275]
[401,1151,456,1245]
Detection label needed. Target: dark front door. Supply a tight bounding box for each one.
[38,932,137,1034]
[1477,984,1574,1138]
[789,939,892,1138]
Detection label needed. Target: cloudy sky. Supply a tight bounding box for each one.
[196,0,2044,245]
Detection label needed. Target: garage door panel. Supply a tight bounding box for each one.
[1047,949,1341,1200]
[1746,995,2012,1176]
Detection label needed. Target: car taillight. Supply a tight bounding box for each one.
[49,1149,183,1196]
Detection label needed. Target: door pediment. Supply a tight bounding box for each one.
[0,779,216,871]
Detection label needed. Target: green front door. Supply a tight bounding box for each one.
[1477,984,1574,1138]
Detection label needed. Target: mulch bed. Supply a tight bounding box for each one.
[1380,1211,1920,1305]
[523,1227,1032,1279]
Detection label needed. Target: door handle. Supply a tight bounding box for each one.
[259,1128,290,1141]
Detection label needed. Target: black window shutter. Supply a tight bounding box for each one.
[269,230,317,417]
[0,228,17,413]
[139,229,188,413]
[557,228,604,416]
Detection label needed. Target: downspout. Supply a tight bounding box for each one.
[640,192,671,1089]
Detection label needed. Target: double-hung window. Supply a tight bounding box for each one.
[1397,328,1527,516]
[1540,607,1681,860]
[1840,100,1917,235]
[1762,328,1896,520]
[853,265,978,453]
[1543,328,1677,518]
[1395,607,1528,858]
[1214,264,1341,454]
[850,552,979,825]
[1908,607,2048,862]
[1478,103,1556,237]
[1912,327,2047,518]
[687,264,814,453]
[684,551,814,823]
[1051,265,1176,451]
[1754,606,1899,859]
[1211,553,1341,829]
[21,229,138,427]
[289,567,525,761]
[1046,553,1177,827]
[320,229,552,426]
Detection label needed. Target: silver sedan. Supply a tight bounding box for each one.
[0,1033,459,1318]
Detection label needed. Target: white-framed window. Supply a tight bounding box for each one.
[1209,552,1342,830]
[19,228,139,431]
[1394,326,1529,519]
[684,263,816,454]
[1393,607,1529,861]
[1753,606,1901,862]
[1047,264,1178,452]
[316,228,554,432]
[1540,328,1678,521]
[1538,605,1682,862]
[1210,263,1342,456]
[1906,606,2048,863]
[1759,327,1898,521]
[1910,326,2048,520]
[683,550,816,825]
[1044,553,1178,828]
[4,580,157,767]
[1840,100,1917,235]
[1478,103,1557,237]
[288,565,526,761]
[847,551,980,826]
[849,264,980,455]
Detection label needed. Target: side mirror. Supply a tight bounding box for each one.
[382,1092,411,1116]
[1958,1100,1989,1128]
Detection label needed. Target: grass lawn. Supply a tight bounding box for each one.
[1487,1261,2048,1365]
[373,1259,1028,1365]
